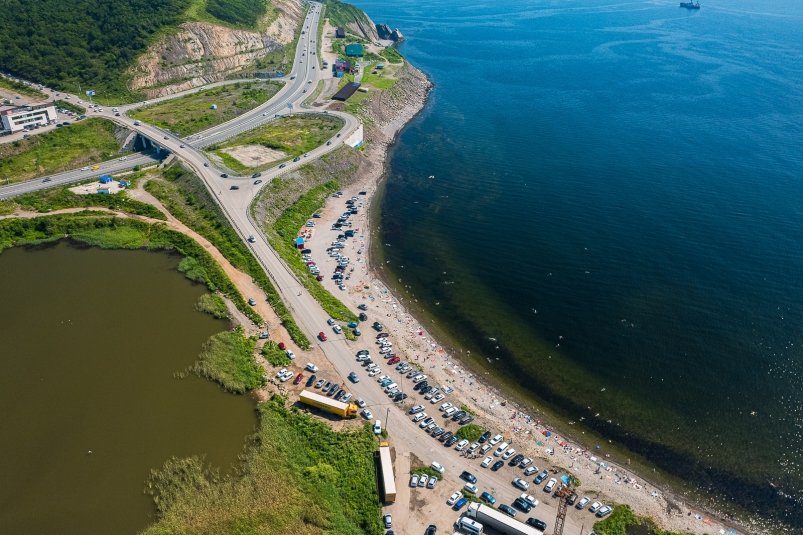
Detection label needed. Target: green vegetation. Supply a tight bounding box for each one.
[0,77,48,99]
[459,404,476,416]
[0,213,262,326]
[145,164,310,348]
[261,340,291,366]
[209,114,344,173]
[454,423,483,443]
[0,200,16,216]
[381,46,403,64]
[0,119,126,183]
[130,82,281,136]
[54,99,86,114]
[12,183,166,219]
[360,69,397,90]
[195,293,229,319]
[324,0,373,37]
[0,0,192,101]
[267,179,357,322]
[592,504,682,535]
[410,466,443,481]
[143,395,383,533]
[205,0,267,28]
[192,328,264,393]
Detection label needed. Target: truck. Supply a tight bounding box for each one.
[465,503,542,535]
[378,441,396,503]
[299,389,358,418]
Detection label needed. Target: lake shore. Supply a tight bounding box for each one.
[309,59,752,535]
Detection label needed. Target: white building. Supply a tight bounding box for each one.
[0,103,57,133]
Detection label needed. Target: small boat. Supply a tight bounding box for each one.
[679,1,700,8]
[428,175,435,179]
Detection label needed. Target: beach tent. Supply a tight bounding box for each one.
[99,175,113,184]
[560,475,571,485]
[295,237,305,248]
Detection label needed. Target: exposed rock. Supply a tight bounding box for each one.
[376,23,404,43]
[129,0,303,97]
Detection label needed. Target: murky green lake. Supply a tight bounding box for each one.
[0,241,257,533]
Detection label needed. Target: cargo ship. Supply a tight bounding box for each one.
[680,1,700,8]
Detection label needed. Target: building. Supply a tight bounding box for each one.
[345,43,364,57]
[333,59,352,78]
[0,103,57,133]
[332,82,361,102]
[335,27,346,38]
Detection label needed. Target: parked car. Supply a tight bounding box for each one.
[589,501,602,513]
[373,420,382,435]
[478,431,492,444]
[502,448,517,461]
[460,471,477,484]
[455,439,469,451]
[305,363,318,373]
[480,491,496,505]
[526,518,548,530]
[596,505,613,517]
[453,497,468,510]
[463,483,478,494]
[576,496,591,509]
[418,474,428,487]
[544,478,557,493]
[481,456,493,468]
[512,478,530,491]
[491,460,504,471]
[383,514,392,529]
[430,461,445,474]
[513,497,532,513]
[361,408,373,419]
[410,474,419,487]
[534,470,549,484]
[498,504,517,518]
[447,491,462,506]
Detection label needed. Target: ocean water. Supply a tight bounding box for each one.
[350,0,803,528]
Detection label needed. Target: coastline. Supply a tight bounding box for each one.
[310,59,754,535]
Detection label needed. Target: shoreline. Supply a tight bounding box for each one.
[311,59,755,535]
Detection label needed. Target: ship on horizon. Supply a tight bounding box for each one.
[680,1,700,8]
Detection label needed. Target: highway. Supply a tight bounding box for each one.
[0,4,586,532]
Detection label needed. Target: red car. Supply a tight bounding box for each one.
[387,356,400,365]
[316,275,324,281]
[278,342,287,350]
[293,373,304,385]
[318,331,327,341]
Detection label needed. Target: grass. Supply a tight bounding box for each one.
[0,214,262,327]
[12,183,166,219]
[267,179,357,322]
[360,69,396,90]
[192,328,264,394]
[0,118,127,183]
[129,82,281,136]
[209,114,344,173]
[195,293,229,319]
[145,164,310,347]
[143,395,383,534]
[54,99,86,114]
[455,424,483,443]
[183,0,280,32]
[0,77,48,100]
[261,340,291,366]
[381,46,403,64]
[593,505,683,535]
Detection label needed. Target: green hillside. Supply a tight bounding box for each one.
[0,0,276,102]
[325,0,374,37]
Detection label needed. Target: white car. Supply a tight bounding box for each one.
[463,482,478,494]
[447,491,462,506]
[589,501,602,513]
[480,444,492,454]
[356,398,366,408]
[596,505,613,517]
[521,493,539,507]
[305,363,318,372]
[286,350,296,360]
[576,496,591,509]
[368,368,381,377]
[455,439,469,451]
[481,456,493,468]
[275,368,288,379]
[81,166,90,171]
[512,478,529,491]
[373,420,382,435]
[430,461,445,474]
[332,325,343,334]
[430,393,445,403]
[410,474,419,487]
[361,408,373,419]
[439,402,453,412]
[377,375,390,383]
[418,474,428,487]
[523,466,538,476]
[544,478,558,493]
[412,412,427,422]
[501,448,517,460]
[520,457,533,468]
[493,442,509,456]
[489,434,503,446]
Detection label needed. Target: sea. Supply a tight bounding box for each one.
[349,0,803,530]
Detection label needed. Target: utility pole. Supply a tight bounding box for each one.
[385,406,390,434]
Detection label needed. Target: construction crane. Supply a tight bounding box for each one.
[553,484,574,535]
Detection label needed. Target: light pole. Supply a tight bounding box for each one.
[385,406,390,434]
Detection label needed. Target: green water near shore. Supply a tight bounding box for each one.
[0,241,257,534]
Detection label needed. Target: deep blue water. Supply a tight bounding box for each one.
[351,0,803,526]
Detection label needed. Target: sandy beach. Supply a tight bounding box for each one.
[302,62,752,535]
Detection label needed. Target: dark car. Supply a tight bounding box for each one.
[478,430,492,444]
[279,163,286,168]
[393,392,407,402]
[305,374,316,387]
[439,432,453,443]
[357,304,368,311]
[431,427,445,437]
[221,173,228,178]
[252,172,262,178]
[534,470,549,484]
[491,460,504,471]
[513,497,532,513]
[459,415,475,425]
[425,525,437,535]
[373,322,384,331]
[567,492,578,505]
[526,518,548,531]
[509,454,525,466]
[460,471,477,484]
[359,312,368,321]
[229,185,239,190]
[444,435,458,447]
[254,179,262,185]
[453,497,468,510]
[293,156,300,162]
[498,504,516,517]
[451,411,466,421]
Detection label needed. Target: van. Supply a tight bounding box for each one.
[443,406,457,417]
[383,382,398,393]
[458,517,484,534]
[493,442,509,456]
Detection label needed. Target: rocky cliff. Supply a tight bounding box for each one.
[376,24,404,43]
[129,0,303,97]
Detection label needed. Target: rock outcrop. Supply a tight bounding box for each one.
[129,0,303,97]
[376,24,404,43]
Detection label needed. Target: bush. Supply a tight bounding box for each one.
[206,0,266,27]
[455,424,483,443]
[192,328,265,394]
[411,466,442,481]
[262,340,291,366]
[195,293,229,319]
[593,504,638,535]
